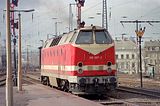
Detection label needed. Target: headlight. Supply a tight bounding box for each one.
[77,68,83,74]
[78,62,83,67]
[107,61,112,66]
[77,62,83,74]
[107,67,112,72]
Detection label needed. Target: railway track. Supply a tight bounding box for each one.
[97,98,139,106]
[97,97,160,106]
[0,74,6,86]
[92,87,160,106]
[118,86,160,98]
[0,72,40,87]
[23,74,40,84]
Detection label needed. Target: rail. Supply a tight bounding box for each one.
[117,86,160,98]
[0,75,6,86]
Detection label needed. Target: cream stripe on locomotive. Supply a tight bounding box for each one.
[72,43,114,55]
[41,64,116,71]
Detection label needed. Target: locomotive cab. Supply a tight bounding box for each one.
[68,26,117,94]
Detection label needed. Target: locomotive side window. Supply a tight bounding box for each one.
[75,30,93,44]
[95,30,112,44]
[50,37,62,47]
[69,32,77,43]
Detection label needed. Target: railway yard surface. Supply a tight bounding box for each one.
[0,72,102,106]
[1,71,160,106]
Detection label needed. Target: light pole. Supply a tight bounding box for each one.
[69,3,76,31]
[26,45,31,73]
[17,12,22,91]
[39,40,43,70]
[55,22,62,36]
[47,34,55,40]
[135,27,145,88]
[88,16,95,25]
[52,17,57,35]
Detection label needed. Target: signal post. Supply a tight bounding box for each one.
[135,27,145,88]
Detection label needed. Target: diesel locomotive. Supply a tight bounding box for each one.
[40,25,117,94]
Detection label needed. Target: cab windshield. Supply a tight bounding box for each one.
[75,30,93,44]
[95,30,112,44]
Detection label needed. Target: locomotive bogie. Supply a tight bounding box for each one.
[69,76,117,94]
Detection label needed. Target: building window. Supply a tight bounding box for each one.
[150,60,153,64]
[126,54,129,59]
[126,62,129,69]
[116,55,118,59]
[132,54,135,59]
[132,63,135,68]
[116,63,118,69]
[155,47,159,51]
[121,54,124,59]
[121,62,124,69]
[152,47,155,51]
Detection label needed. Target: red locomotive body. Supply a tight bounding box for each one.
[41,26,117,94]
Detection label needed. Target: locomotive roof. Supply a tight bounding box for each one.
[42,26,108,48]
[79,26,105,30]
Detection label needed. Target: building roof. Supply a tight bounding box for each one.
[144,40,160,47]
[115,38,137,50]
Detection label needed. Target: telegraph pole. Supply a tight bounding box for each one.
[6,0,13,106]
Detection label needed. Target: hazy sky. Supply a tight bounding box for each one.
[0,0,160,50]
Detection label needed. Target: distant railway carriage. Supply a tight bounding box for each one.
[40,25,117,94]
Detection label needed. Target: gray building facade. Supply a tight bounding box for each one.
[144,40,160,74]
[115,38,139,74]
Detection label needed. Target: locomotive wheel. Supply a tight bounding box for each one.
[41,76,49,85]
[60,80,69,92]
[41,76,45,85]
